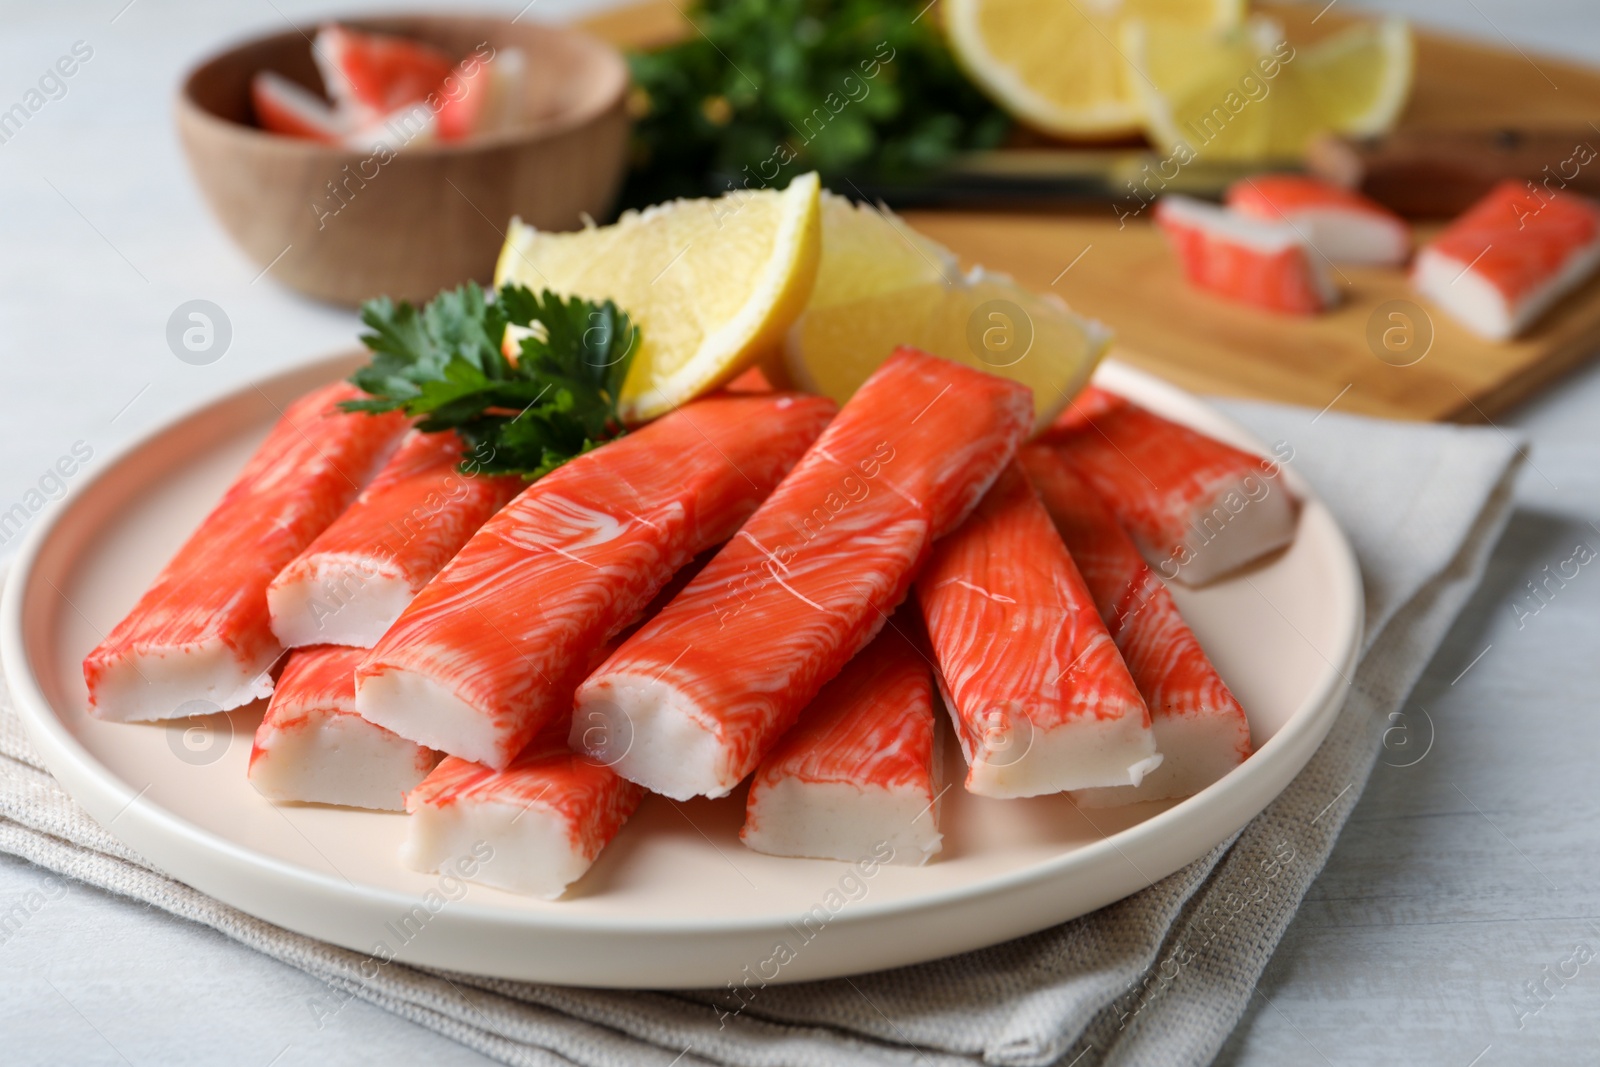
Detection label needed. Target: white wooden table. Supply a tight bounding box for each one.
[0,1,1596,1063]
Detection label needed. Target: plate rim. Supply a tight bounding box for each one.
[0,354,1364,979]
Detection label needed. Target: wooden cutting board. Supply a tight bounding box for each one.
[582,1,1600,422]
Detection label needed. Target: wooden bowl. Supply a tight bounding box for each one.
[177,14,630,306]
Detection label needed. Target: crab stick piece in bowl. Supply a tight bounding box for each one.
[917,462,1160,798]
[1226,175,1410,266]
[82,382,408,722]
[574,348,1032,801]
[1019,447,1252,806]
[1156,194,1338,315]
[248,645,441,810]
[356,393,836,770]
[268,431,523,649]
[741,621,943,866]
[1412,179,1600,340]
[1044,386,1298,586]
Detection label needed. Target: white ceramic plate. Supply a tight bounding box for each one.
[1,355,1361,988]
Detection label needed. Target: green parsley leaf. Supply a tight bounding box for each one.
[622,0,1010,207]
[344,282,639,480]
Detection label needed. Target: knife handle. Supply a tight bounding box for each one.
[1307,128,1600,217]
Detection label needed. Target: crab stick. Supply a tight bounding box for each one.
[741,621,942,865]
[248,645,441,810]
[83,383,407,722]
[1044,386,1298,586]
[917,463,1159,797]
[312,23,454,124]
[268,431,522,649]
[1412,179,1600,340]
[436,48,526,142]
[574,347,1032,800]
[1226,175,1410,266]
[1019,447,1252,806]
[402,732,645,900]
[1156,194,1338,314]
[251,71,348,144]
[356,393,836,769]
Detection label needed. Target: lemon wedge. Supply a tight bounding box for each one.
[942,0,1244,137]
[495,172,822,422]
[783,194,1110,433]
[1127,15,1413,161]
[1299,17,1415,136]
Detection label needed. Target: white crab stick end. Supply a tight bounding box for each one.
[1163,471,1298,587]
[741,625,943,865]
[1073,709,1252,809]
[248,646,440,810]
[1046,387,1299,587]
[268,432,522,650]
[401,740,645,899]
[1412,181,1600,341]
[268,555,417,648]
[90,642,277,724]
[1226,175,1410,266]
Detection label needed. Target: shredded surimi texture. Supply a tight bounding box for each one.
[1156,194,1338,314]
[356,393,837,769]
[82,382,408,722]
[574,347,1033,801]
[1018,446,1252,806]
[1044,385,1298,586]
[741,621,942,865]
[402,735,646,900]
[248,645,441,810]
[917,462,1158,797]
[1412,179,1600,340]
[1225,175,1410,266]
[268,430,523,649]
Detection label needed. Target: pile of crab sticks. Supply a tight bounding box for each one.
[84,348,1299,900]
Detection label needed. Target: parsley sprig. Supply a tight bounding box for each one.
[343,283,639,479]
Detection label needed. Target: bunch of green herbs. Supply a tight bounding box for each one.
[623,0,1009,206]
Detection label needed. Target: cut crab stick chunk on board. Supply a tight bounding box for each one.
[1225,175,1410,266]
[741,621,943,865]
[268,431,522,649]
[356,393,837,770]
[82,383,408,722]
[574,347,1032,801]
[1018,446,1252,807]
[1156,194,1338,315]
[917,462,1159,798]
[1412,179,1600,340]
[248,645,441,810]
[1044,386,1298,586]
[402,734,646,900]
